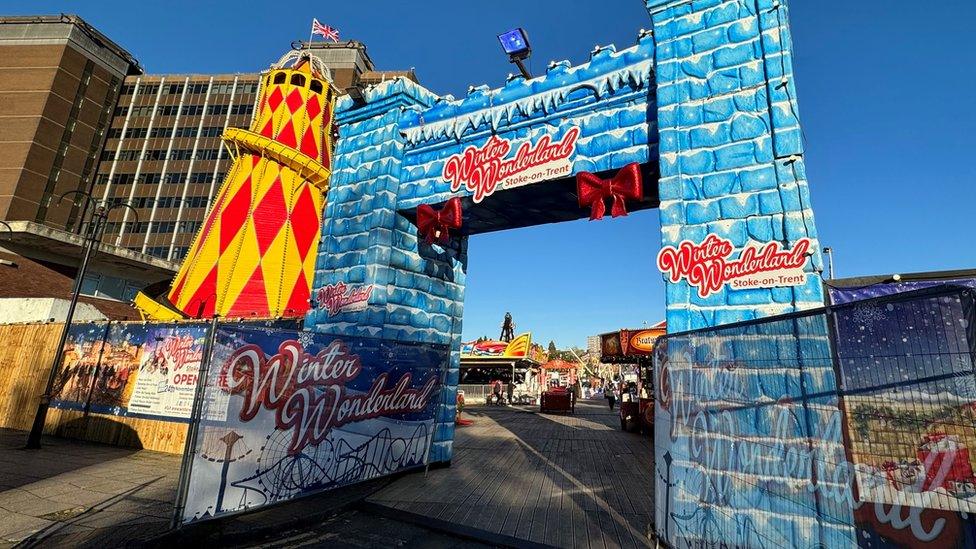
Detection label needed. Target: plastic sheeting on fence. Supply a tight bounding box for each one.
[654,285,976,548]
[175,324,450,525]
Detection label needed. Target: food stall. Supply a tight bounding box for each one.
[599,321,666,433]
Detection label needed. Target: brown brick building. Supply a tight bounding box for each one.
[0,15,140,231]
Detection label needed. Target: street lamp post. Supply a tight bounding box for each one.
[823,246,835,280]
[25,192,137,449]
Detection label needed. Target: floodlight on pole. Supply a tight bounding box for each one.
[497,28,532,79]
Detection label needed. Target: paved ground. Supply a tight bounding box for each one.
[0,428,179,547]
[245,508,493,549]
[0,400,654,548]
[368,400,655,548]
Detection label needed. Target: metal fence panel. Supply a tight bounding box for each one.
[655,286,976,548]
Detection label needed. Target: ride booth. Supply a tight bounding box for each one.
[458,333,544,405]
[539,359,579,414]
[599,322,666,433]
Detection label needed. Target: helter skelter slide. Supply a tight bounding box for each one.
[135,50,337,320]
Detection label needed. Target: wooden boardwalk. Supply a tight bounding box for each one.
[368,400,655,548]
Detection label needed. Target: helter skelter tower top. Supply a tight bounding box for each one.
[139,50,338,320]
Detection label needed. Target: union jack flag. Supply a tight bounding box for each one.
[311,19,339,43]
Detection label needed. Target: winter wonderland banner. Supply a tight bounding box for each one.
[179,326,448,524]
[654,286,976,548]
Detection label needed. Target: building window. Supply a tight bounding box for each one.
[146,246,170,258]
[140,84,160,96]
[167,83,185,95]
[174,126,198,138]
[164,172,186,184]
[188,83,209,94]
[107,128,123,139]
[114,106,128,117]
[189,172,210,184]
[120,84,136,95]
[114,173,135,185]
[123,282,141,301]
[211,82,234,95]
[100,150,115,161]
[182,105,204,116]
[207,104,229,116]
[150,127,173,138]
[200,126,223,138]
[118,150,142,161]
[178,220,201,233]
[125,127,148,139]
[131,106,155,117]
[143,149,167,161]
[139,173,162,185]
[80,274,100,296]
[156,105,178,116]
[231,104,253,116]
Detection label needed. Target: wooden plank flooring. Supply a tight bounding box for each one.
[368,400,655,548]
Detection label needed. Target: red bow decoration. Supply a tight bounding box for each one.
[576,162,643,220]
[417,197,463,244]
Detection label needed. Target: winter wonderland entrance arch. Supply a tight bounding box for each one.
[304,0,824,464]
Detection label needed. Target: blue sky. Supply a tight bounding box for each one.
[9,0,973,348]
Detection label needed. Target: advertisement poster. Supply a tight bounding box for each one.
[181,326,448,524]
[127,326,209,419]
[52,323,148,414]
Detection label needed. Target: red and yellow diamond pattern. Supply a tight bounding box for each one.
[162,61,336,319]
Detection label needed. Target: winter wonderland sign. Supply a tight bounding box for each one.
[317,282,374,316]
[442,127,579,203]
[657,235,813,298]
[181,326,447,524]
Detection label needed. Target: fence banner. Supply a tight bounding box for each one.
[50,322,209,421]
[654,286,976,548]
[179,326,448,524]
[51,322,149,416]
[127,325,209,418]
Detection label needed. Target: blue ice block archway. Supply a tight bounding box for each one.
[305,0,824,464]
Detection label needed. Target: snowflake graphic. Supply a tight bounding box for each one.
[850,305,887,332]
[297,331,316,349]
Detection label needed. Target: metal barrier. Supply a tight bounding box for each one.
[654,285,976,548]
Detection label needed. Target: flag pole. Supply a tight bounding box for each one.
[307,20,314,50]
